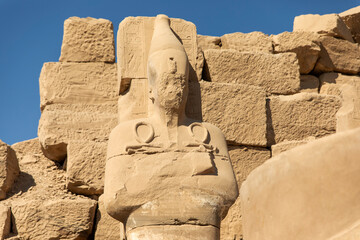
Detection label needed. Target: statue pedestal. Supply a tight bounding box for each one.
[127,224,219,240]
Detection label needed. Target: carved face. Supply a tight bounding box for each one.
[157,71,186,111]
[148,52,189,113]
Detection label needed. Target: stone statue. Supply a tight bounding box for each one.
[104,14,238,239]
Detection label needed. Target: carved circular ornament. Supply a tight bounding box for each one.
[134,121,155,143]
[188,122,209,143]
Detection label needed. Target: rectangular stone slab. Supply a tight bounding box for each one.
[186,81,267,146]
[268,92,341,143]
[272,31,321,74]
[66,140,107,196]
[314,36,360,74]
[39,62,118,111]
[11,199,96,240]
[59,17,115,62]
[203,49,300,94]
[221,31,273,53]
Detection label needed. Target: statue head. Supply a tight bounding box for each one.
[147,14,189,117]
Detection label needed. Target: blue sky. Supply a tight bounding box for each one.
[0,0,358,145]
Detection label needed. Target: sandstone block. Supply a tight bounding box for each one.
[0,140,19,200]
[95,195,125,240]
[117,16,197,93]
[271,138,314,156]
[39,62,118,111]
[38,103,118,161]
[314,36,360,74]
[59,17,115,62]
[186,81,267,146]
[0,204,11,239]
[11,199,97,240]
[340,6,360,43]
[203,49,300,94]
[197,34,221,51]
[220,146,270,240]
[273,31,321,74]
[221,31,273,53]
[319,72,354,96]
[66,141,107,195]
[269,93,341,143]
[300,75,319,93]
[241,127,360,240]
[11,138,42,157]
[293,14,354,42]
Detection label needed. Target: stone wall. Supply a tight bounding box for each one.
[1,6,360,239]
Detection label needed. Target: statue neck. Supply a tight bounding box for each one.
[154,102,187,144]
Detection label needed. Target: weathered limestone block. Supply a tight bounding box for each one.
[38,103,118,161]
[197,34,221,50]
[314,36,360,74]
[271,137,315,156]
[39,62,118,110]
[0,204,11,239]
[293,14,354,42]
[320,72,355,96]
[186,81,267,146]
[11,138,42,157]
[203,49,300,94]
[220,146,270,240]
[241,127,360,240]
[221,32,273,53]
[95,195,125,240]
[0,140,19,200]
[38,62,118,161]
[300,75,319,93]
[272,31,321,74]
[117,16,197,93]
[59,17,115,62]
[66,141,107,195]
[340,6,360,43]
[269,93,341,143]
[11,199,97,240]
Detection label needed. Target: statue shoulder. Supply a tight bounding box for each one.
[108,118,156,157]
[193,121,229,158]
